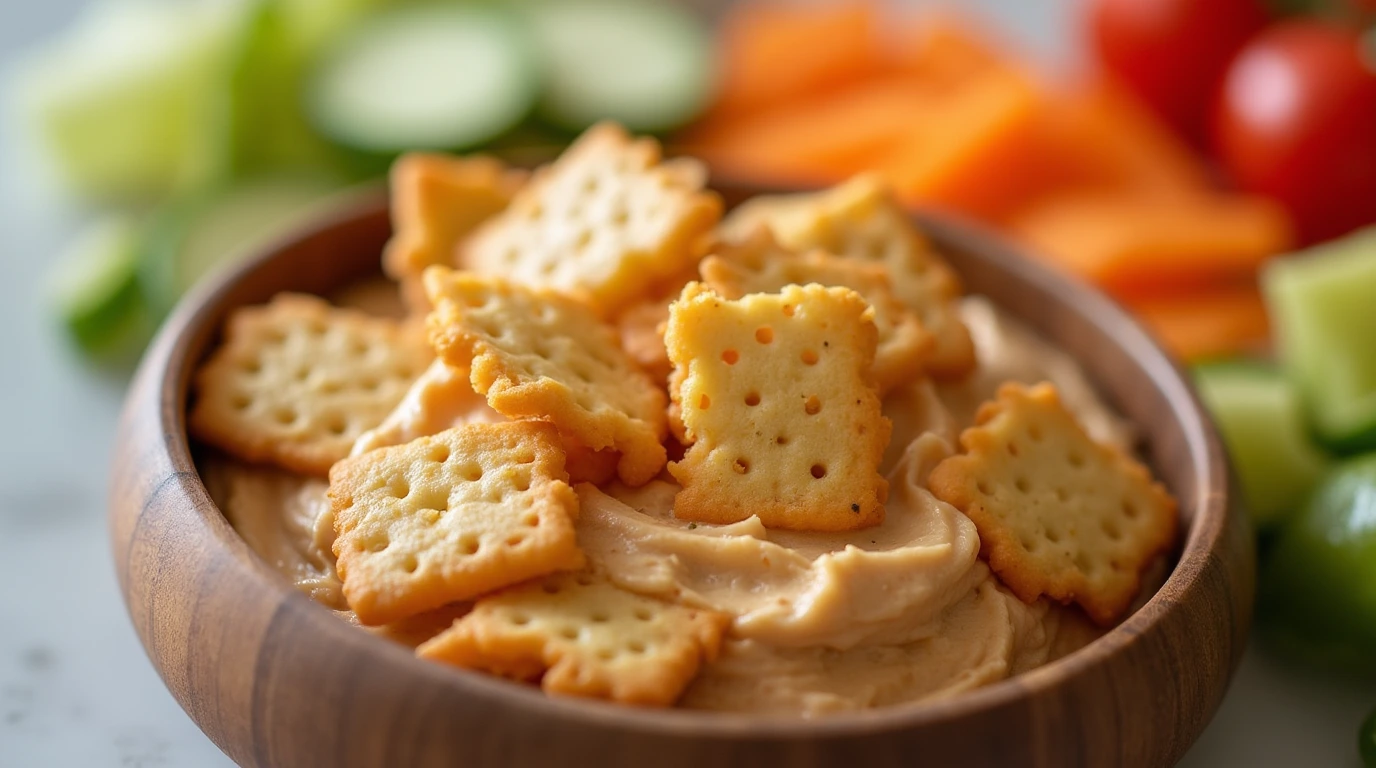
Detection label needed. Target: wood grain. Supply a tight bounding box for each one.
[108,189,1253,768]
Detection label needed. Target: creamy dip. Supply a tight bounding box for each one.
[208,297,1132,713]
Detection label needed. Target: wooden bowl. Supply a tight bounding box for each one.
[109,190,1254,768]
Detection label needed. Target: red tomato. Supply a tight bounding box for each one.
[1213,22,1376,243]
[1087,0,1269,144]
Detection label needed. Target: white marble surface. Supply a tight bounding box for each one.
[0,1,1370,766]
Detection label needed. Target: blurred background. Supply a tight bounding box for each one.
[1,0,1373,765]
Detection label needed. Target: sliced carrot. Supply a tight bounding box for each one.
[682,77,938,187]
[875,68,1044,220]
[1009,191,1294,296]
[1126,282,1272,361]
[889,12,1013,86]
[711,0,887,118]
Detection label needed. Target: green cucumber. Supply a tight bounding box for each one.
[520,0,714,133]
[139,176,339,316]
[1193,362,1332,528]
[48,215,154,358]
[305,5,539,154]
[1264,226,1376,454]
[11,0,237,199]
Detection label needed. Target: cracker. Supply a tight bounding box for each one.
[416,572,730,706]
[927,382,1178,625]
[664,282,890,531]
[189,294,432,476]
[425,267,669,486]
[459,122,722,316]
[700,229,931,394]
[329,421,584,626]
[720,174,974,378]
[383,153,527,310]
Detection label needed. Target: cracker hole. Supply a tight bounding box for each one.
[633,608,653,621]
[721,349,739,365]
[389,477,410,498]
[801,349,819,365]
[364,535,389,553]
[804,396,821,415]
[461,465,484,482]
[542,582,561,594]
[463,293,487,308]
[1055,487,1069,502]
[1028,425,1043,442]
[1045,527,1062,544]
[1021,535,1039,552]
[755,327,774,344]
[514,473,531,492]
[516,451,536,465]
[596,648,616,660]
[326,416,348,436]
[1102,519,1122,540]
[272,407,297,425]
[1014,477,1031,493]
[505,534,525,547]
[459,536,481,556]
[744,392,760,406]
[523,513,540,527]
[510,612,531,626]
[429,445,451,463]
[575,230,593,249]
[698,394,711,410]
[1109,559,1124,572]
[1122,501,1139,519]
[611,207,629,225]
[782,304,795,317]
[359,376,380,391]
[539,261,557,276]
[810,464,827,479]
[401,555,418,573]
[775,435,789,446]
[1067,451,1085,468]
[733,458,750,475]
[559,626,579,640]
[319,380,343,395]
[1007,442,1019,457]
[230,394,252,411]
[977,480,992,495]
[626,640,647,654]
[293,367,310,382]
[590,611,610,624]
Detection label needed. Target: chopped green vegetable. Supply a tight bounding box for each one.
[139,175,340,317]
[1193,362,1332,528]
[1265,226,1376,454]
[1259,452,1376,676]
[519,0,714,133]
[49,214,153,356]
[11,0,238,199]
[306,5,539,154]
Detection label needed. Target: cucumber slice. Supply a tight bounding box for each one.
[11,0,237,198]
[140,176,339,316]
[305,5,538,153]
[1193,362,1332,528]
[520,0,714,133]
[49,215,152,355]
[1264,226,1376,453]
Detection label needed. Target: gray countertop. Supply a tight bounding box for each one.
[0,1,1370,766]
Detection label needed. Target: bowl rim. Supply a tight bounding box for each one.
[143,189,1231,739]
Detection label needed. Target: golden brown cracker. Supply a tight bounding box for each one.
[329,421,583,626]
[927,382,1177,625]
[189,293,432,476]
[425,268,669,486]
[459,122,722,315]
[664,282,890,531]
[416,572,730,706]
[721,175,974,378]
[700,229,931,394]
[383,153,527,310]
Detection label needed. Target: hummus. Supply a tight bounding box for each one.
[208,299,1129,714]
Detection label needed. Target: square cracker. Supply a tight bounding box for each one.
[329,421,583,626]
[459,122,722,316]
[383,153,528,310]
[189,293,432,476]
[927,382,1178,625]
[416,572,730,706]
[664,282,890,531]
[720,174,975,378]
[425,267,668,486]
[700,229,931,394]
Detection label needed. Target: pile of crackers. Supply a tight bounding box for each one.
[189,123,1177,708]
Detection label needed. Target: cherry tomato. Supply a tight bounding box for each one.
[1087,0,1269,143]
[1213,22,1376,243]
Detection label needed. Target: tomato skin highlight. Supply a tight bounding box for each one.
[1087,0,1269,144]
[1213,22,1376,244]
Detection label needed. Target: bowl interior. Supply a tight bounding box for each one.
[161,187,1231,736]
